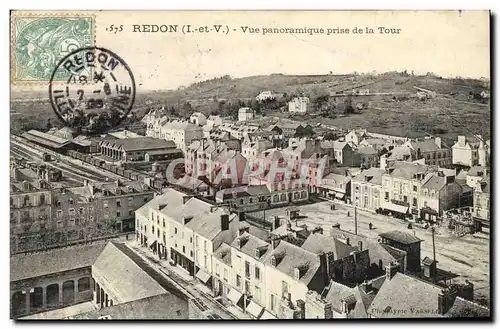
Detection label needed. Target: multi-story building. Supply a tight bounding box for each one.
[466,166,489,188]
[135,190,238,281]
[159,120,204,153]
[256,91,277,102]
[317,172,352,203]
[356,146,379,169]
[238,107,255,122]
[189,112,207,126]
[351,168,385,212]
[451,135,486,167]
[344,129,367,146]
[419,172,463,221]
[403,137,451,167]
[381,161,439,218]
[320,140,357,166]
[288,97,310,114]
[241,137,272,160]
[472,176,490,226]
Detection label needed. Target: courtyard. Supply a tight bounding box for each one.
[261,200,490,306]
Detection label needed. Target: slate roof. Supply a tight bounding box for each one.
[11,242,107,282]
[92,242,167,303]
[264,240,321,285]
[445,297,490,318]
[216,185,270,201]
[388,161,436,180]
[379,231,423,244]
[161,197,237,241]
[71,293,188,320]
[368,272,444,318]
[231,233,271,261]
[352,168,385,185]
[408,139,443,152]
[136,188,187,219]
[300,234,357,260]
[467,166,487,177]
[101,137,176,151]
[22,130,71,148]
[213,243,232,266]
[357,146,378,155]
[330,228,402,270]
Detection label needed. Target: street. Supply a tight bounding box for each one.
[262,200,490,306]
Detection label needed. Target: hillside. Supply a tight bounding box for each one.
[10,72,490,145]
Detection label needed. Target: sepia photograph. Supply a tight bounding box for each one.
[9,9,491,320]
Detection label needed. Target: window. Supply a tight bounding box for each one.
[163,218,166,228]
[245,280,250,293]
[190,251,193,257]
[413,197,418,207]
[240,199,244,205]
[254,286,261,302]
[175,227,178,234]
[183,246,186,253]
[249,198,253,204]
[403,196,408,203]
[39,194,45,205]
[129,210,133,216]
[216,264,220,277]
[236,275,241,287]
[57,210,63,218]
[385,192,389,201]
[143,196,148,202]
[224,268,228,282]
[282,280,289,298]
[270,294,276,311]
[116,200,121,207]
[79,208,84,215]
[204,240,207,251]
[116,211,121,217]
[152,225,154,233]
[245,261,251,278]
[103,201,108,209]
[69,208,75,216]
[255,266,261,280]
[89,207,93,213]
[69,198,74,205]
[413,185,417,192]
[204,255,208,268]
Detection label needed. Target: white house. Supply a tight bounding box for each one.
[238,108,255,122]
[288,97,310,114]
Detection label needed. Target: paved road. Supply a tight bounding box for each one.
[120,242,242,319]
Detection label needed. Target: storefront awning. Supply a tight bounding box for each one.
[227,288,243,304]
[259,310,278,320]
[335,192,345,199]
[246,301,264,318]
[385,203,409,214]
[195,269,212,284]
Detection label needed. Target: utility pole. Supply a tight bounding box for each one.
[431,227,437,283]
[354,206,358,235]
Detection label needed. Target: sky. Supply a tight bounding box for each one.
[11,10,490,92]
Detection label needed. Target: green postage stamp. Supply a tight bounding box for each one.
[11,12,95,83]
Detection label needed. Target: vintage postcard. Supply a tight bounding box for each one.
[9,10,491,320]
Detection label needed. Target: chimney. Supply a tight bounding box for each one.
[435,137,442,149]
[345,237,350,246]
[385,262,399,280]
[83,179,89,186]
[438,288,457,315]
[294,267,301,281]
[331,223,340,230]
[272,216,280,231]
[358,241,363,251]
[271,238,281,250]
[221,214,230,231]
[457,136,466,145]
[182,195,191,204]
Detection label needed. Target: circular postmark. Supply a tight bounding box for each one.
[49,46,136,134]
